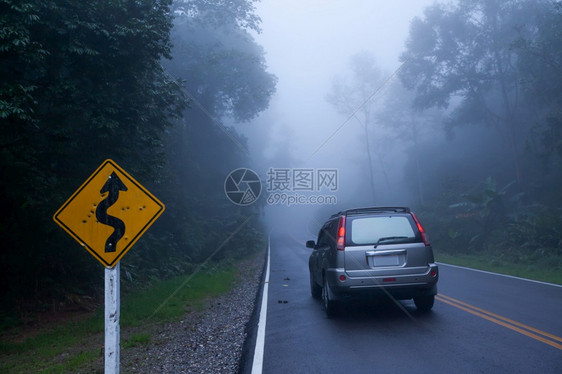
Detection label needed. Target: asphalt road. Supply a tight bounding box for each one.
[247,231,562,374]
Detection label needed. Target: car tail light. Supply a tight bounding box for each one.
[411,212,430,246]
[336,215,346,250]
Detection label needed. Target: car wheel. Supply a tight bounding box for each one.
[310,272,322,300]
[322,277,338,317]
[414,294,434,312]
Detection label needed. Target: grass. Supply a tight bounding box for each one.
[123,333,151,349]
[120,265,235,326]
[435,251,562,285]
[0,263,241,373]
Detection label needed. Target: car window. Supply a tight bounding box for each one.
[349,216,416,245]
[318,221,335,247]
[316,229,325,246]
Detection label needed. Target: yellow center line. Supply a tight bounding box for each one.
[436,294,562,351]
[439,294,562,343]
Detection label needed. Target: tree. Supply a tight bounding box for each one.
[375,81,441,204]
[0,0,183,307]
[327,51,389,202]
[399,0,552,186]
[160,0,276,197]
[0,0,276,320]
[152,1,277,261]
[517,2,562,189]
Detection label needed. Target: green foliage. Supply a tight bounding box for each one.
[0,0,183,310]
[518,3,562,177]
[0,0,275,327]
[0,320,101,372]
[417,174,561,280]
[506,205,562,254]
[123,333,151,348]
[398,0,562,274]
[166,9,277,122]
[399,0,554,185]
[448,177,513,250]
[0,258,249,372]
[172,0,262,33]
[435,252,562,285]
[120,266,236,325]
[454,177,513,219]
[144,0,276,296]
[0,0,275,323]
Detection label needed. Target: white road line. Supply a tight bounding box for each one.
[251,236,271,374]
[437,262,562,288]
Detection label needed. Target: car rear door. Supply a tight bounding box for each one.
[343,214,430,277]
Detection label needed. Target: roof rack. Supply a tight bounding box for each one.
[330,206,410,218]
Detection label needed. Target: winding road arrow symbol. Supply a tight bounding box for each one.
[54,159,165,268]
[96,172,128,253]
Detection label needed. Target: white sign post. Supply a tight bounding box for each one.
[53,160,165,373]
[105,263,120,373]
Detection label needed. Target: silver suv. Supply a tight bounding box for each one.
[307,207,438,316]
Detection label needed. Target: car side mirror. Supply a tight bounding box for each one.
[306,240,316,249]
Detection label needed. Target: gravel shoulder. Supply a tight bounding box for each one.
[118,250,265,374]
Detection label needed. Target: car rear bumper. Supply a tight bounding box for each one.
[326,263,439,301]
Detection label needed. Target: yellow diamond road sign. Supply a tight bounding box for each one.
[54,159,165,268]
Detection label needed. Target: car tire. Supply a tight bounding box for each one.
[310,272,322,300]
[414,294,434,312]
[322,277,338,317]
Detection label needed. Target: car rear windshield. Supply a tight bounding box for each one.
[348,215,417,245]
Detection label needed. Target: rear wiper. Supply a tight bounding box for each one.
[374,236,409,248]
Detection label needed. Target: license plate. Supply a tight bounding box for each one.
[373,254,399,266]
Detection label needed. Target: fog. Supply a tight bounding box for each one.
[3,0,560,333]
[234,0,435,234]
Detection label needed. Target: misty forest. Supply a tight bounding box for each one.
[1,0,561,327]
